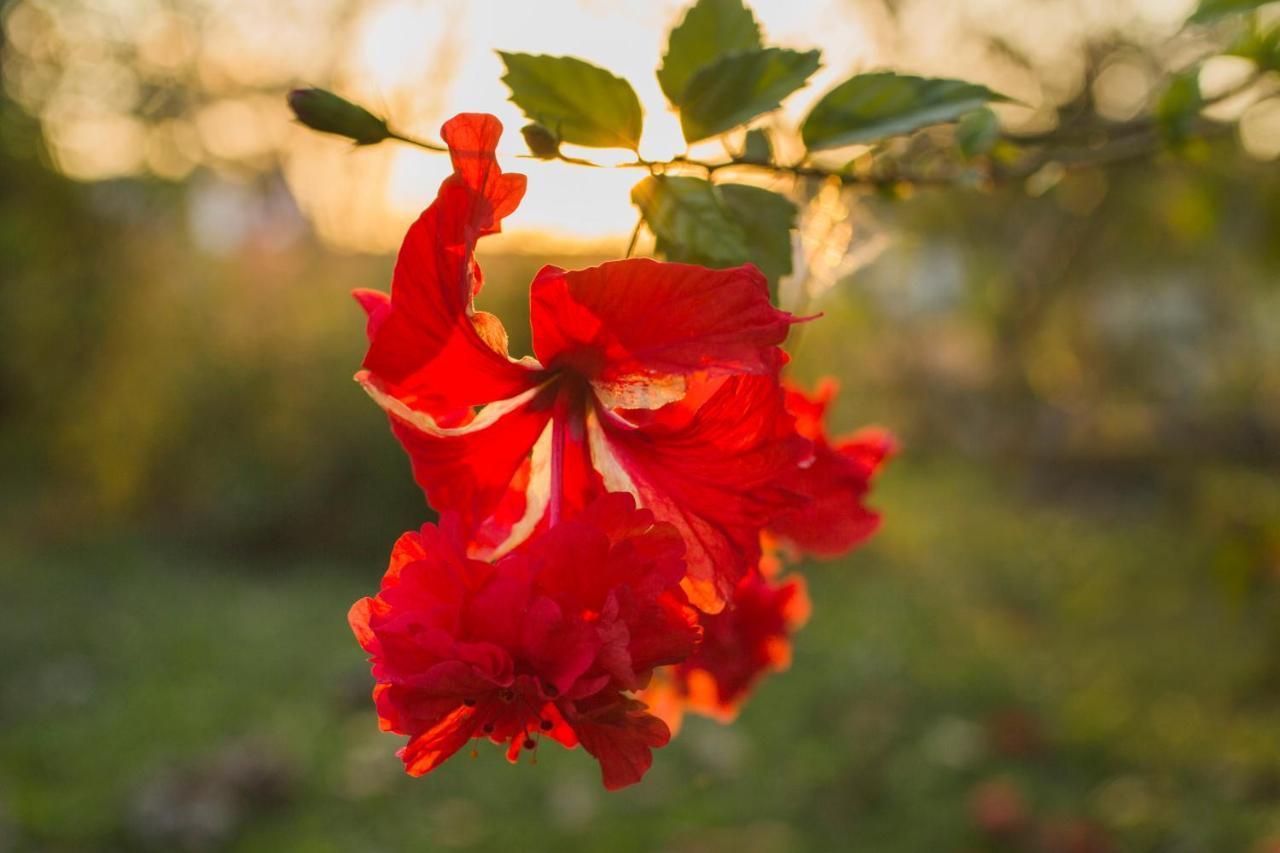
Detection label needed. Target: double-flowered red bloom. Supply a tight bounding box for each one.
[349,113,892,789]
[349,493,697,789]
[642,569,811,732]
[644,381,894,731]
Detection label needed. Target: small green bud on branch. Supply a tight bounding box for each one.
[521,123,561,159]
[287,88,392,146]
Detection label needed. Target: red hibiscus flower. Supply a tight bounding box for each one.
[349,492,701,790]
[640,380,891,729]
[353,113,807,613]
[767,379,896,558]
[644,567,810,730]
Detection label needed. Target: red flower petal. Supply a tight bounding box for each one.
[398,705,480,776]
[768,381,896,558]
[529,492,684,615]
[570,694,672,791]
[352,493,697,788]
[530,259,796,409]
[439,113,526,243]
[590,374,810,612]
[372,382,556,558]
[617,592,702,682]
[524,492,699,690]
[677,570,810,721]
[353,287,392,341]
[519,596,601,696]
[359,113,540,415]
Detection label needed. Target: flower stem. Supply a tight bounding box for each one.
[387,129,447,152]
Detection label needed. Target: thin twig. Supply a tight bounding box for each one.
[387,129,447,152]
[624,218,643,258]
[377,70,1263,189]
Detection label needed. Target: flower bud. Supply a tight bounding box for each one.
[287,88,390,146]
[520,123,560,159]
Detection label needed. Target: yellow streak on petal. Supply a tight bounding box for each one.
[470,311,510,359]
[472,422,552,562]
[585,407,641,501]
[355,371,550,437]
[680,575,725,615]
[586,404,728,615]
[591,374,687,412]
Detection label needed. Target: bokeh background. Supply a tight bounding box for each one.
[3,0,1280,850]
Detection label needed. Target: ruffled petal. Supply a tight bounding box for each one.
[353,288,392,341]
[348,597,382,657]
[397,705,480,776]
[352,492,696,787]
[440,113,527,244]
[530,259,797,409]
[767,445,884,556]
[620,592,702,677]
[570,695,671,791]
[359,113,541,416]
[519,596,601,695]
[374,684,450,734]
[589,375,810,612]
[768,381,896,558]
[677,570,810,721]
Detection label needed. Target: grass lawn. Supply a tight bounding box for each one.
[3,458,1279,852]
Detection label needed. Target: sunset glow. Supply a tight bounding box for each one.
[4,0,1204,252]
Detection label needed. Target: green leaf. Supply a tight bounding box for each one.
[742,127,773,164]
[1229,23,1280,71]
[286,89,389,145]
[1155,70,1204,146]
[679,48,822,142]
[716,184,796,286]
[1190,0,1278,23]
[499,52,643,150]
[658,0,761,104]
[632,175,748,266]
[802,72,1009,151]
[956,107,1000,158]
[631,176,796,294]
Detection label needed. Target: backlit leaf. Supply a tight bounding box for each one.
[632,175,749,267]
[680,48,822,143]
[658,0,761,104]
[956,107,1000,158]
[632,176,796,296]
[802,72,1009,151]
[1190,0,1278,23]
[500,52,643,150]
[716,184,797,287]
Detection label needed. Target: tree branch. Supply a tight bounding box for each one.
[377,69,1267,190]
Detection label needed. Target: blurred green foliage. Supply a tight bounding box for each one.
[6,460,1280,850]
